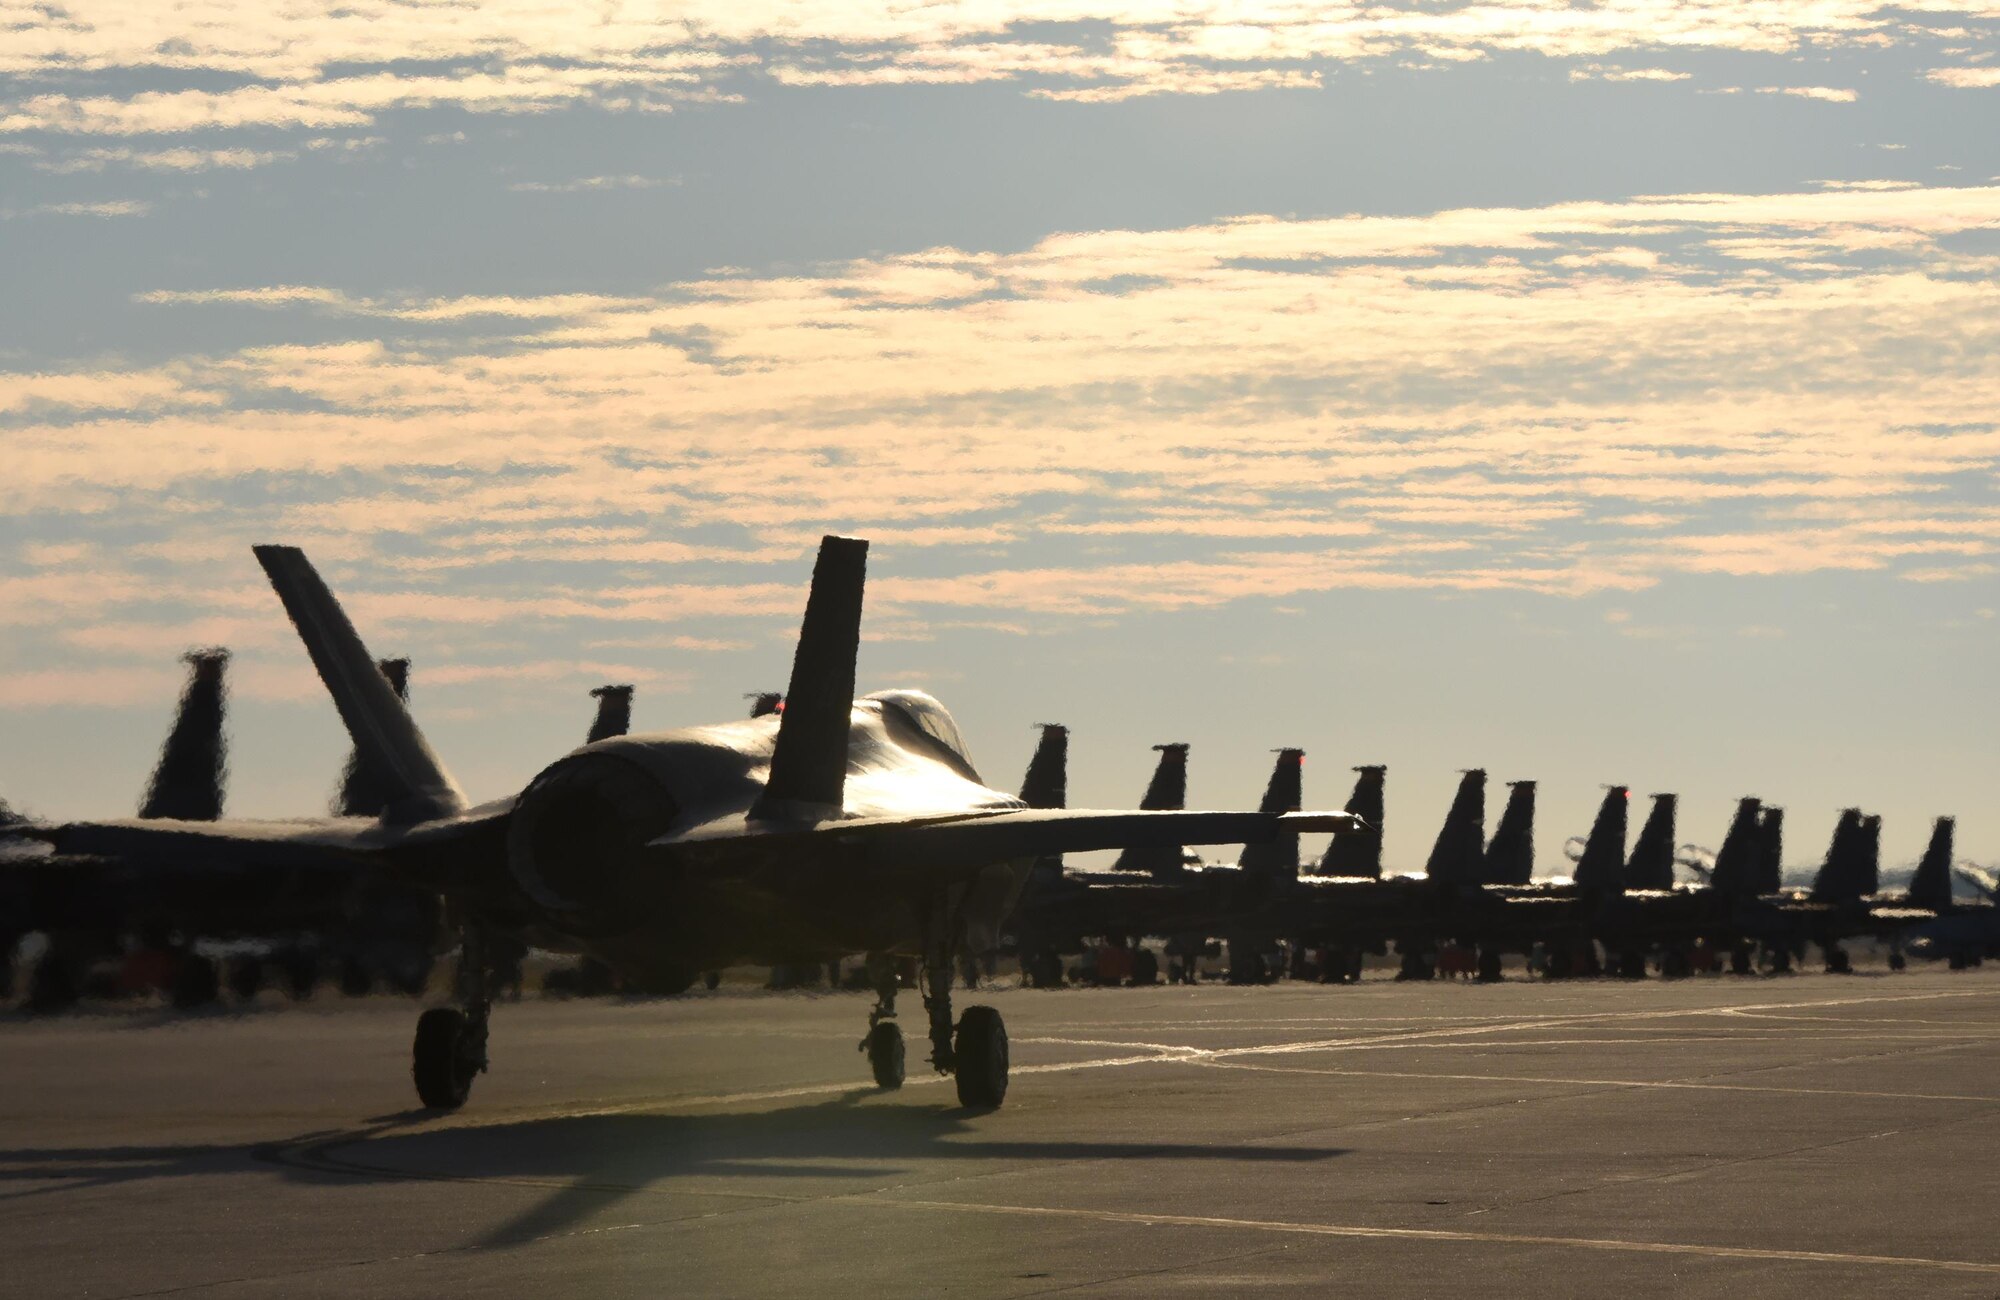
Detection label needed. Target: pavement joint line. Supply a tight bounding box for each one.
[854,1196,2000,1275]
[1195,1060,2000,1104]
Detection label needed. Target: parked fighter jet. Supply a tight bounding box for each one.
[11,537,1355,1109]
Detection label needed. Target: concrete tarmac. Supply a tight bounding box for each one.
[8,971,2000,1297]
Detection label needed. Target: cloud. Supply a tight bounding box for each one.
[6,181,2000,672]
[0,0,1984,134]
[1757,85,1860,102]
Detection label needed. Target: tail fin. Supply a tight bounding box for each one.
[1019,724,1068,810]
[1237,748,1304,881]
[1859,814,1882,896]
[1483,779,1535,885]
[1624,793,1676,890]
[334,657,410,817]
[256,544,465,823]
[1424,769,1487,885]
[755,535,867,817]
[139,647,229,821]
[746,691,783,719]
[1909,816,1955,912]
[1753,806,1784,895]
[587,684,635,744]
[1808,808,1867,903]
[1573,786,1629,894]
[1708,797,1764,897]
[1319,765,1385,877]
[1111,743,1189,875]
[137,648,229,820]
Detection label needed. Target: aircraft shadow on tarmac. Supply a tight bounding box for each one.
[0,1092,1349,1251]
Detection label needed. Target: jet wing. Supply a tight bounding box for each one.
[654,807,1363,875]
[18,804,511,874]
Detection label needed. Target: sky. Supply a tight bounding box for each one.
[2,0,1998,877]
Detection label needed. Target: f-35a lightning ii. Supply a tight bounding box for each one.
[14,536,1357,1110]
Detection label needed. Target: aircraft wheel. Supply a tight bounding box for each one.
[953,1005,1009,1109]
[340,960,373,998]
[703,971,721,991]
[1616,950,1647,980]
[1825,948,1852,975]
[282,952,319,1001]
[1476,949,1503,983]
[1888,951,1907,972]
[227,957,264,1002]
[1729,944,1753,976]
[413,1008,477,1109]
[171,954,220,1009]
[1545,948,1574,981]
[27,952,79,1015]
[1660,949,1692,980]
[866,1021,905,1090]
[1131,949,1160,986]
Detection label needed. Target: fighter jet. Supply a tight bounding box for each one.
[11,536,1356,1109]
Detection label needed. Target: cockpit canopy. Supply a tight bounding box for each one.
[866,689,979,780]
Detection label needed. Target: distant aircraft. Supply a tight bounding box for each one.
[9,536,1356,1109]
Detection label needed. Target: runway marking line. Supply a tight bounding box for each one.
[863,1196,2000,1276]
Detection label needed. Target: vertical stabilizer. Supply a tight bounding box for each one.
[1425,769,1487,885]
[335,656,411,817]
[1753,806,1784,895]
[1238,748,1304,881]
[1808,808,1867,903]
[1573,786,1629,894]
[1909,816,1955,913]
[1859,814,1882,897]
[587,684,635,744]
[1625,793,1676,891]
[756,535,867,817]
[139,648,229,821]
[1483,779,1536,885]
[1111,743,1189,875]
[257,543,463,823]
[1708,797,1764,897]
[1319,765,1385,877]
[1019,724,1068,810]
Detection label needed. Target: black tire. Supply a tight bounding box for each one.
[1476,949,1503,983]
[954,1005,1008,1108]
[339,960,372,998]
[1546,948,1574,981]
[1131,949,1160,986]
[413,1008,476,1109]
[27,952,78,1015]
[282,952,319,1001]
[171,955,220,1009]
[703,970,721,991]
[1617,950,1646,980]
[1825,948,1852,975]
[866,1021,905,1090]
[227,958,264,1002]
[1729,944,1753,976]
[1661,949,1692,980]
[1888,951,1907,972]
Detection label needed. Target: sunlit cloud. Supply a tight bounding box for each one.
[0,0,1993,137]
[0,178,1995,672]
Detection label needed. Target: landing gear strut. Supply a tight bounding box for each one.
[413,921,491,1109]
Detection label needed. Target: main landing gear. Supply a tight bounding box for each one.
[858,943,1010,1108]
[412,922,492,1109]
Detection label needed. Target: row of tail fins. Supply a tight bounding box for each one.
[1019,727,1959,906]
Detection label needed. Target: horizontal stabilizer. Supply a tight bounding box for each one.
[254,546,464,822]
